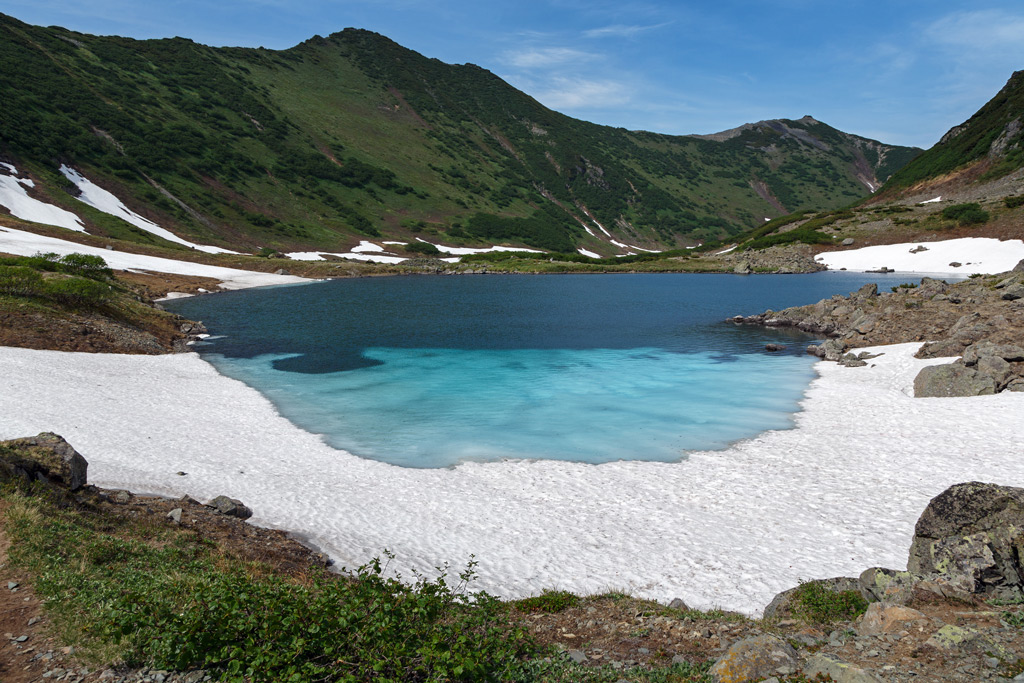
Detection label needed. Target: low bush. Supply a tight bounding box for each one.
[5,493,534,682]
[941,202,990,226]
[405,241,441,255]
[1005,195,1024,209]
[788,581,868,624]
[512,590,579,613]
[0,264,45,297]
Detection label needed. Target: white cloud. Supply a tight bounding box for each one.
[583,22,668,39]
[502,47,597,69]
[532,77,632,109]
[923,9,1024,57]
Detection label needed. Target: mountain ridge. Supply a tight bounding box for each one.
[0,14,921,256]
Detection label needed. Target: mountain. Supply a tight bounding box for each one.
[0,14,921,255]
[877,70,1024,199]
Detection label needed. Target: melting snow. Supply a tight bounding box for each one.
[0,165,85,232]
[0,226,307,290]
[414,238,544,255]
[816,237,1024,276]
[60,166,236,254]
[0,342,1021,616]
[921,196,942,204]
[577,248,600,258]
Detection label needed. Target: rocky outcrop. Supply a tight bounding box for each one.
[708,634,799,682]
[905,482,1024,601]
[732,269,1024,396]
[762,577,862,620]
[0,432,88,490]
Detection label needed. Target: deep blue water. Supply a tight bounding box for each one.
[164,272,916,467]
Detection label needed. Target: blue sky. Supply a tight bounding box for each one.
[3,1,1023,149]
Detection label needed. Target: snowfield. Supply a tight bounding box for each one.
[2,342,1022,616]
[0,226,307,290]
[817,237,1024,277]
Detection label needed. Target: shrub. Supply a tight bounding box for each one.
[788,581,868,624]
[1005,195,1024,209]
[512,590,579,613]
[891,282,919,292]
[44,277,113,307]
[405,241,441,255]
[941,202,990,226]
[0,265,45,297]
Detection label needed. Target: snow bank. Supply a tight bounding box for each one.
[287,251,409,264]
[0,166,85,232]
[0,226,307,290]
[414,238,544,255]
[59,166,237,255]
[577,248,600,258]
[2,342,1022,616]
[816,237,1024,277]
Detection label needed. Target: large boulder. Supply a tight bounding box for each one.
[208,495,254,519]
[709,635,799,683]
[802,653,883,683]
[907,482,1024,600]
[913,363,996,397]
[0,432,88,490]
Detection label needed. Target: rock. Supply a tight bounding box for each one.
[208,495,253,519]
[915,339,965,359]
[273,268,291,276]
[566,649,587,664]
[1014,259,1024,272]
[167,508,183,524]
[708,635,799,683]
[802,653,883,683]
[1002,284,1024,300]
[764,343,786,352]
[0,433,88,490]
[111,489,133,505]
[851,314,878,334]
[854,283,878,298]
[842,238,855,246]
[763,577,862,620]
[668,597,690,610]
[809,338,847,361]
[910,245,929,253]
[962,341,1024,365]
[856,603,928,635]
[734,262,752,274]
[924,624,1010,659]
[949,261,962,268]
[908,482,1024,600]
[913,363,996,397]
[858,568,918,605]
[976,355,1014,389]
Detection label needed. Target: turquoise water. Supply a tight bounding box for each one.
[165,272,913,467]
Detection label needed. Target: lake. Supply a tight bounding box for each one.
[164,271,915,467]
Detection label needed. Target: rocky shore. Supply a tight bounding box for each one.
[732,260,1024,396]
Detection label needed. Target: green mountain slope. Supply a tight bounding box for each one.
[880,70,1024,196]
[0,14,921,254]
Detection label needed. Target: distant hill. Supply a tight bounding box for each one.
[0,14,921,255]
[877,70,1024,200]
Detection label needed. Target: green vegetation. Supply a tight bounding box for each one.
[1005,195,1024,209]
[0,13,919,254]
[404,241,441,255]
[787,582,868,624]
[0,252,114,308]
[941,202,990,226]
[511,589,580,613]
[891,282,919,292]
[503,659,713,683]
[3,489,534,682]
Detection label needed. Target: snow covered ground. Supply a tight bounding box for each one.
[0,165,85,231]
[816,237,1024,277]
[60,166,237,255]
[0,226,307,290]
[2,341,1022,616]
